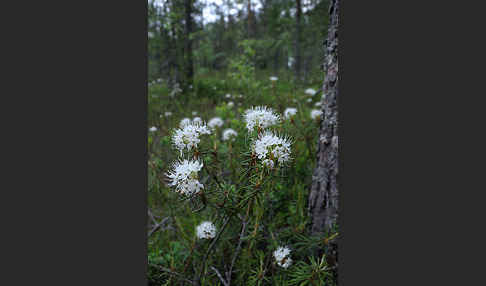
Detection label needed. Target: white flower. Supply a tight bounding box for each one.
[180,118,191,128]
[305,88,317,96]
[165,111,173,117]
[314,101,322,107]
[196,221,216,239]
[225,94,232,98]
[192,111,198,116]
[192,117,203,125]
[222,128,238,141]
[172,123,211,154]
[253,131,292,167]
[306,98,312,103]
[273,246,292,268]
[208,117,224,129]
[238,94,243,98]
[166,159,204,196]
[149,126,157,132]
[310,109,323,120]
[244,106,280,132]
[284,108,298,119]
[227,101,234,108]
[170,83,182,97]
[270,76,278,81]
[262,159,274,169]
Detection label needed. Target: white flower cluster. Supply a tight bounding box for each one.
[164,111,173,117]
[149,126,157,132]
[225,93,232,98]
[222,128,238,141]
[273,246,292,268]
[305,88,317,96]
[227,101,234,108]
[315,101,322,107]
[172,122,211,154]
[254,131,292,168]
[166,159,204,196]
[270,76,278,81]
[208,117,224,129]
[196,221,216,239]
[284,108,298,119]
[244,106,280,132]
[310,109,323,120]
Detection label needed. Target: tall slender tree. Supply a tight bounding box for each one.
[295,0,302,81]
[308,0,339,269]
[184,0,194,88]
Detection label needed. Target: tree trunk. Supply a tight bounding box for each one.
[308,0,339,264]
[294,0,302,81]
[184,0,194,88]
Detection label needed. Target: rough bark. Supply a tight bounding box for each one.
[308,0,339,250]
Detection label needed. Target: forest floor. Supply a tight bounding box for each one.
[147,71,334,285]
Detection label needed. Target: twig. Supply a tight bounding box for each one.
[197,215,232,283]
[211,266,229,286]
[226,201,252,285]
[150,264,195,285]
[148,216,169,237]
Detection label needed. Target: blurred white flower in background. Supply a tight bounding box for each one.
[273,246,292,268]
[208,117,224,129]
[180,118,192,128]
[196,221,216,239]
[254,131,292,167]
[192,111,198,116]
[225,93,232,98]
[149,126,157,132]
[227,101,234,108]
[170,83,182,97]
[310,109,323,120]
[288,56,295,68]
[305,88,317,96]
[166,159,204,196]
[222,128,238,141]
[164,111,173,117]
[284,107,298,119]
[306,98,312,103]
[244,106,280,132]
[192,117,203,125]
[148,32,154,38]
[314,101,322,107]
[172,122,211,154]
[270,76,278,81]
